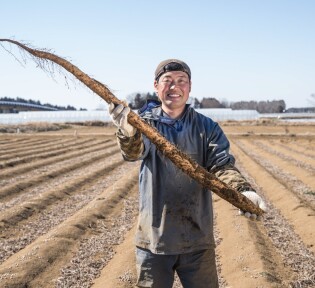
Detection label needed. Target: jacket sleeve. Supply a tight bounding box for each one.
[212,163,255,192]
[115,129,144,161]
[206,123,255,192]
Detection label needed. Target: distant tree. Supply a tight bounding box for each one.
[127,92,159,109]
[220,98,229,108]
[0,97,15,102]
[188,97,201,108]
[200,97,224,108]
[230,100,286,113]
[134,93,145,109]
[0,97,81,110]
[66,105,76,110]
[308,93,315,106]
[16,97,27,103]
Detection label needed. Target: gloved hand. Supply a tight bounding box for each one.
[109,103,136,137]
[239,191,267,220]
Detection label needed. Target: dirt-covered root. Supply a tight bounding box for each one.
[0,166,139,287]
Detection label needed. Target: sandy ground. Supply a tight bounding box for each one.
[0,120,314,287]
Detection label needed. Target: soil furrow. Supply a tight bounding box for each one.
[91,206,227,288]
[0,157,125,228]
[0,145,120,201]
[0,124,314,288]
[254,139,315,171]
[54,189,139,288]
[0,137,68,155]
[0,149,122,213]
[0,138,109,168]
[0,140,116,182]
[234,139,315,208]
[270,138,315,159]
[0,166,139,287]
[214,193,293,288]
[0,137,97,162]
[230,139,315,254]
[0,159,136,265]
[0,137,55,149]
[231,150,315,287]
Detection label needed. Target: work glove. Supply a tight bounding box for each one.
[109,103,136,137]
[239,191,267,220]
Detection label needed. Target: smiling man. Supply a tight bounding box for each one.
[153,59,191,119]
[108,59,266,288]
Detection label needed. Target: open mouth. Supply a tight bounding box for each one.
[167,94,181,98]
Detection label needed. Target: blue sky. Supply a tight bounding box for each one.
[1,0,314,110]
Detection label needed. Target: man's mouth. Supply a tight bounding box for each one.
[167,93,181,98]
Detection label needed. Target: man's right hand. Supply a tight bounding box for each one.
[109,103,137,137]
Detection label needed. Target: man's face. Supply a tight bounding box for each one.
[154,71,191,112]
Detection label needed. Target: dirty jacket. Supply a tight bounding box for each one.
[116,102,254,255]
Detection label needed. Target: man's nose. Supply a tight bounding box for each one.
[170,83,176,89]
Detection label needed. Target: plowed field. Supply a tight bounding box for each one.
[0,122,314,288]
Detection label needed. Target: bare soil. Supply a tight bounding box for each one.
[0,120,314,288]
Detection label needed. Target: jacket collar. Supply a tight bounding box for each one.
[139,100,191,124]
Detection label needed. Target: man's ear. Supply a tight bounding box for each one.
[189,81,192,92]
[154,80,158,93]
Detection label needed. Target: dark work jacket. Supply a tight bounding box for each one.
[133,104,235,254]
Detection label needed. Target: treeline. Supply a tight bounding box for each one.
[127,92,158,109]
[230,100,286,113]
[126,93,286,113]
[0,97,85,111]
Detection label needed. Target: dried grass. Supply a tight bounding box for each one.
[0,122,71,133]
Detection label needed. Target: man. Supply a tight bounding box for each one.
[109,59,266,288]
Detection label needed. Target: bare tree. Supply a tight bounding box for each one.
[0,38,263,215]
[308,94,315,106]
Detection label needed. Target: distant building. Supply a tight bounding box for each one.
[285,107,315,113]
[0,101,59,113]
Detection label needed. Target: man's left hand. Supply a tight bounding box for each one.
[239,191,267,220]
